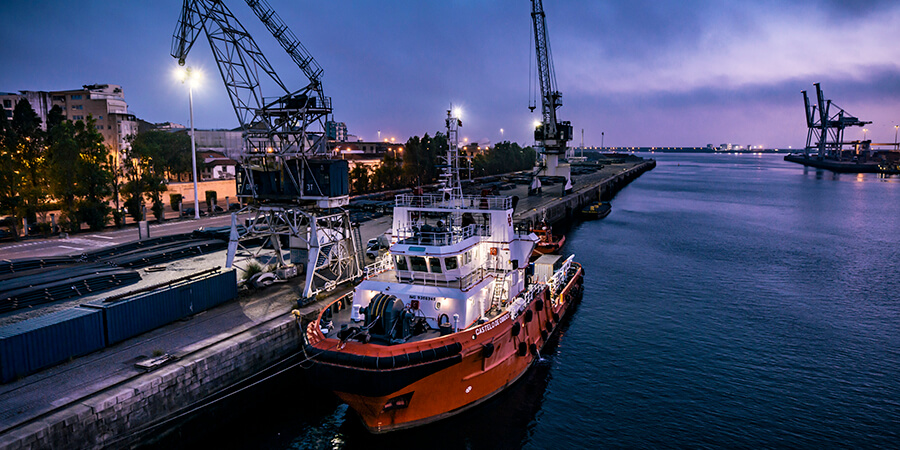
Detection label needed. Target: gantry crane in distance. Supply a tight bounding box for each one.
[172,0,362,298]
[530,0,573,189]
[802,83,872,160]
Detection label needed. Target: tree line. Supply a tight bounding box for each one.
[349,134,536,194]
[0,100,192,237]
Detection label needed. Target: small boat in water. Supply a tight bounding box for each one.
[532,221,566,256]
[303,110,584,433]
[579,201,611,220]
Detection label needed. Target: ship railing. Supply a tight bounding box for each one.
[363,253,393,279]
[395,224,489,246]
[547,255,575,302]
[395,193,511,210]
[391,267,490,291]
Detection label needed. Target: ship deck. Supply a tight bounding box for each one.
[321,298,507,346]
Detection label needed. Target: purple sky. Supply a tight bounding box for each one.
[2,0,899,148]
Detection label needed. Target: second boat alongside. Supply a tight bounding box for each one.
[579,201,611,220]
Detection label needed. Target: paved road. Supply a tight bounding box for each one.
[0,215,236,260]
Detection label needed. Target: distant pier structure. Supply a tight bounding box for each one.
[802,82,872,160]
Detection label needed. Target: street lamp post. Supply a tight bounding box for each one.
[601,132,605,150]
[894,125,898,147]
[178,66,201,220]
[863,128,868,141]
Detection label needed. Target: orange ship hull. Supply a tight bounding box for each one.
[532,234,566,256]
[305,264,584,433]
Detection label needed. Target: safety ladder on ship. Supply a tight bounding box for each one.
[490,272,509,310]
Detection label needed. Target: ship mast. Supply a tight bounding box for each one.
[441,108,464,201]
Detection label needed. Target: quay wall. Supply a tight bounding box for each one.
[0,315,303,449]
[516,159,656,226]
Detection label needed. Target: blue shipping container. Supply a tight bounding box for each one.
[185,270,237,313]
[0,307,105,383]
[85,270,238,345]
[86,285,192,346]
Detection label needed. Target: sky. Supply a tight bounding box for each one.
[2,0,899,149]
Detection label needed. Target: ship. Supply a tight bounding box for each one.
[579,201,611,220]
[531,221,566,256]
[303,110,584,433]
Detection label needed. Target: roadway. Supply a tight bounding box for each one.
[0,214,235,260]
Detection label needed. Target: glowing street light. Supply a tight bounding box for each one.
[863,128,868,141]
[894,125,898,145]
[176,66,202,219]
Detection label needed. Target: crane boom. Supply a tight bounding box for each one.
[531,0,559,144]
[170,0,360,299]
[530,0,572,189]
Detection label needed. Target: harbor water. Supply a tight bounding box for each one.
[150,153,900,449]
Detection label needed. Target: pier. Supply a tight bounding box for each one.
[783,153,880,173]
[0,157,654,449]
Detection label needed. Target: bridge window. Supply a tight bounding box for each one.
[409,256,426,272]
[394,255,408,270]
[428,257,442,273]
[445,256,458,270]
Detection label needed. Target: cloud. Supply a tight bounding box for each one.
[558,3,900,97]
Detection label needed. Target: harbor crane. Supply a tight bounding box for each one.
[530,0,573,190]
[172,0,362,298]
[802,83,871,160]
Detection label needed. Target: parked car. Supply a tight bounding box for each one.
[182,207,207,217]
[366,243,388,259]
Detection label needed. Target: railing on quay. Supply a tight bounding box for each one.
[395,193,512,210]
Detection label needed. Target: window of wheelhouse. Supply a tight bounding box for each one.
[445,256,458,270]
[394,254,408,270]
[427,257,442,273]
[409,256,427,272]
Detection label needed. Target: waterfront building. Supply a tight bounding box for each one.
[326,120,348,142]
[1,84,138,156]
[197,150,238,180]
